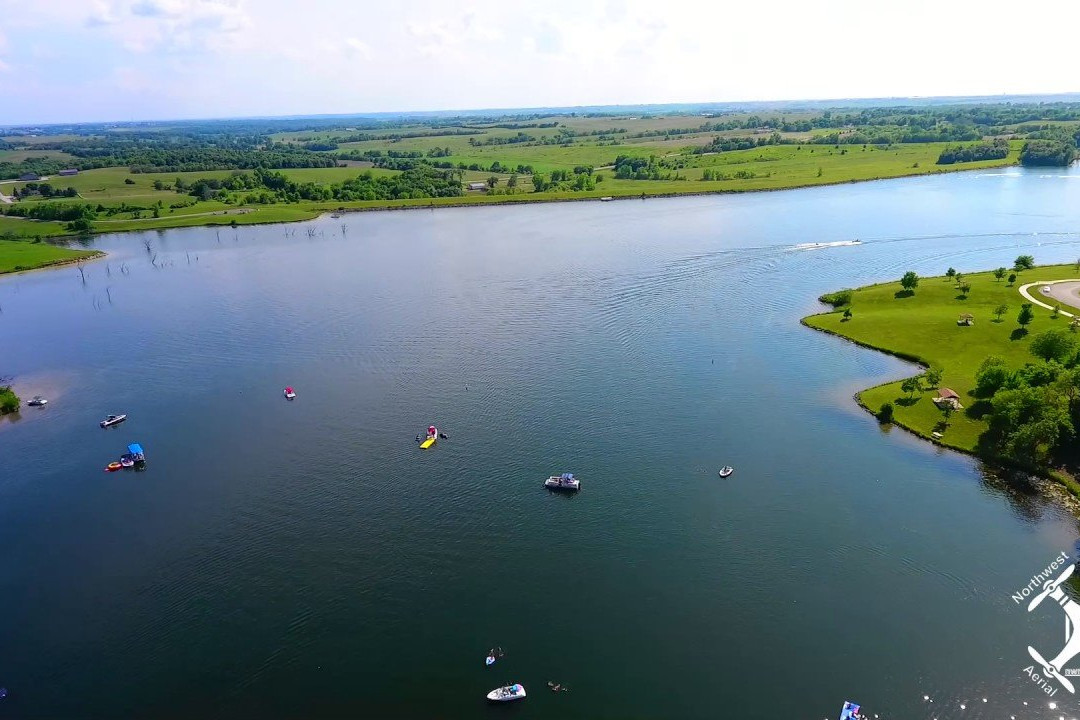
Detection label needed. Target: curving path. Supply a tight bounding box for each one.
[1018,279,1080,318]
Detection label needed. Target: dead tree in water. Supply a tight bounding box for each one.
[341,224,348,236]
[106,263,111,277]
[77,263,87,285]
[306,227,317,238]
[106,287,112,305]
[142,238,152,254]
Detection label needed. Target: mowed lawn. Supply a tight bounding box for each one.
[0,239,97,273]
[804,264,1080,452]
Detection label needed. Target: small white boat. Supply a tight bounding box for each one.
[600,196,614,201]
[545,473,580,491]
[27,396,48,407]
[487,684,526,702]
[485,654,495,666]
[718,466,734,478]
[100,414,127,428]
[284,387,296,400]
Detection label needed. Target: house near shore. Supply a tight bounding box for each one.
[466,182,487,191]
[18,172,41,181]
[957,313,975,326]
[58,168,79,176]
[933,387,963,410]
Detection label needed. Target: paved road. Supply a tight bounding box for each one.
[1018,280,1080,318]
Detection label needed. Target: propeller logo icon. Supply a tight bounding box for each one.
[1024,562,1080,694]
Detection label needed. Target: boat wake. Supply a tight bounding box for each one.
[792,240,862,251]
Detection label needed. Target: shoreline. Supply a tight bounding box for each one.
[0,158,1020,252]
[802,266,1080,501]
[0,249,105,277]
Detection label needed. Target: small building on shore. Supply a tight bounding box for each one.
[957,313,974,326]
[934,387,963,410]
[18,172,41,181]
[466,182,487,191]
[58,168,79,176]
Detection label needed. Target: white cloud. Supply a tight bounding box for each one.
[85,0,119,27]
[2,0,1080,124]
[343,37,372,60]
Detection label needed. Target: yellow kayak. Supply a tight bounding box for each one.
[420,436,436,449]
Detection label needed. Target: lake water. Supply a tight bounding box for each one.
[3,168,1080,719]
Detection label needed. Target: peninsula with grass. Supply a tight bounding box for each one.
[3,96,1080,272]
[804,257,1080,494]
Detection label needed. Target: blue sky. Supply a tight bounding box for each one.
[1,0,1078,125]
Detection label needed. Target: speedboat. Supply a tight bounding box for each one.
[485,654,495,666]
[284,387,296,399]
[27,395,48,407]
[486,684,526,702]
[545,473,580,491]
[100,414,127,428]
[119,454,135,469]
[718,466,734,478]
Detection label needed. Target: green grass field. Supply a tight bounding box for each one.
[0,239,99,274]
[803,264,1080,453]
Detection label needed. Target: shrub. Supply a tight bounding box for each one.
[0,386,19,415]
[820,289,853,307]
[877,402,894,424]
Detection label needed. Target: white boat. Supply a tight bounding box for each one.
[100,414,127,428]
[284,387,296,399]
[545,473,580,491]
[487,684,526,702]
[600,196,614,201]
[27,396,48,407]
[718,466,734,478]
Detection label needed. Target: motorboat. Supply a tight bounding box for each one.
[485,654,495,666]
[545,473,580,491]
[718,466,734,478]
[100,414,127,428]
[420,425,437,449]
[284,387,296,400]
[27,396,48,407]
[119,454,135,469]
[486,684,526,702]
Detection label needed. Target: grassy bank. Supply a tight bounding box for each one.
[0,239,101,274]
[803,263,1080,489]
[0,142,1019,242]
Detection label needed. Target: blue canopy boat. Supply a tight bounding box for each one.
[126,443,146,464]
[839,701,862,720]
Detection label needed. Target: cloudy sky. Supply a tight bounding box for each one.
[1,0,1078,125]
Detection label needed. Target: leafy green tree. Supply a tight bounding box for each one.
[989,384,1073,464]
[0,385,19,415]
[1030,329,1079,362]
[878,401,894,423]
[842,308,852,321]
[900,271,919,292]
[924,368,943,388]
[1008,273,1017,285]
[975,356,1011,397]
[940,402,954,427]
[946,267,956,280]
[901,376,920,398]
[994,304,1009,322]
[1014,255,1035,272]
[959,282,971,298]
[1017,303,1035,330]
[507,174,518,189]
[486,176,498,189]
[994,267,1007,282]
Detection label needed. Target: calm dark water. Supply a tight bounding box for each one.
[3,168,1080,719]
